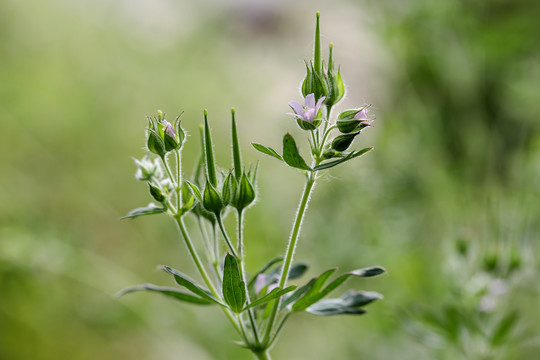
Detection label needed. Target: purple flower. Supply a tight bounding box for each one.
[161,120,177,137]
[354,108,374,127]
[288,94,325,123]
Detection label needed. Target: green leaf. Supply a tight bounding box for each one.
[231,108,243,181]
[203,110,218,187]
[247,257,284,290]
[244,286,297,310]
[280,278,316,310]
[282,133,311,171]
[292,268,337,311]
[313,147,373,171]
[160,265,224,306]
[116,283,214,305]
[185,181,202,201]
[310,266,386,304]
[252,143,283,162]
[222,254,246,313]
[305,290,382,316]
[121,203,165,220]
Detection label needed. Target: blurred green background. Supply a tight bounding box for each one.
[1,0,539,359]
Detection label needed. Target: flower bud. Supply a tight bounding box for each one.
[202,179,224,215]
[134,156,163,181]
[233,172,256,211]
[148,183,166,203]
[331,132,359,152]
[301,61,327,102]
[146,129,166,157]
[336,108,374,134]
[322,149,340,159]
[323,44,345,109]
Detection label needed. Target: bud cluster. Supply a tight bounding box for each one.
[146,110,185,158]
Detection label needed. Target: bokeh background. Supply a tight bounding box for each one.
[1,0,539,359]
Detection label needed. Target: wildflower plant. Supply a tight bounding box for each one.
[118,13,385,360]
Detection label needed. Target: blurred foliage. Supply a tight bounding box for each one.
[1,0,539,359]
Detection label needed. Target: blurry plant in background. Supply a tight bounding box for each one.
[1,0,539,359]
[118,14,386,359]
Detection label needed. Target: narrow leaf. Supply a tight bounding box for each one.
[160,266,223,305]
[280,278,316,310]
[305,290,382,316]
[121,203,165,220]
[185,181,202,201]
[282,133,311,171]
[116,284,213,305]
[292,268,337,311]
[244,286,297,310]
[252,143,283,161]
[222,254,246,313]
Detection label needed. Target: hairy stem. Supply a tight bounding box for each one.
[238,210,261,345]
[263,175,316,344]
[173,215,242,336]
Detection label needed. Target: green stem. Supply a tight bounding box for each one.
[216,215,239,258]
[161,155,177,189]
[238,210,261,345]
[263,175,316,344]
[173,215,242,336]
[253,350,272,360]
[175,150,182,211]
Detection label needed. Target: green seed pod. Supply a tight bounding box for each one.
[324,44,345,109]
[202,179,223,215]
[146,129,166,157]
[222,172,234,206]
[148,183,165,202]
[331,132,359,152]
[234,172,256,211]
[302,62,327,102]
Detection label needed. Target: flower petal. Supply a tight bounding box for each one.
[314,96,326,113]
[354,108,368,120]
[303,108,316,123]
[288,101,304,115]
[305,93,315,109]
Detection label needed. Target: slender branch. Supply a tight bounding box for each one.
[173,215,242,336]
[216,215,239,258]
[160,155,177,189]
[238,210,261,345]
[175,150,182,211]
[263,175,316,344]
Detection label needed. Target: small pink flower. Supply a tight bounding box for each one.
[288,93,326,123]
